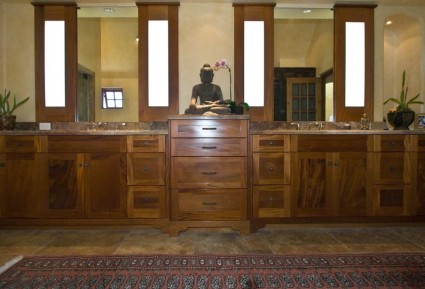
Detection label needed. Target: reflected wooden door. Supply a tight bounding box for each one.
[287,77,322,121]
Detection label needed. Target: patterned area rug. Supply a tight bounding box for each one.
[1,254,425,289]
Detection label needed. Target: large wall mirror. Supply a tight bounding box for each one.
[274,7,334,121]
[77,5,138,122]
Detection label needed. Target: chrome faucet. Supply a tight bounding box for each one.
[290,122,300,130]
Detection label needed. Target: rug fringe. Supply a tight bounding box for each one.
[0,256,23,275]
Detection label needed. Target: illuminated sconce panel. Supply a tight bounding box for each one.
[148,20,169,107]
[244,21,264,107]
[345,22,365,107]
[44,20,66,107]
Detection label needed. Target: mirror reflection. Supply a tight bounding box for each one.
[274,8,334,121]
[77,6,138,122]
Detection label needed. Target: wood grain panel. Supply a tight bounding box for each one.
[297,135,368,152]
[48,136,126,153]
[171,157,247,189]
[252,185,290,218]
[170,119,248,138]
[252,153,290,185]
[128,186,166,219]
[171,138,246,157]
[171,189,246,221]
[127,135,165,153]
[127,153,165,186]
[252,135,289,152]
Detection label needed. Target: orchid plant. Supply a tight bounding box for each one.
[213,59,232,101]
[384,70,423,112]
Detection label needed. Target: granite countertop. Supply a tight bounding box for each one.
[0,122,168,135]
[1,120,425,135]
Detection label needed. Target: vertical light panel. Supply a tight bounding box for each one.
[345,22,365,107]
[44,21,66,107]
[148,20,168,106]
[244,21,264,106]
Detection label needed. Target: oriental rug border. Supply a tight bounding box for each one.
[1,253,425,288]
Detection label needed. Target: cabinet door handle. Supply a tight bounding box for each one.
[334,162,339,166]
[269,167,274,172]
[202,146,217,149]
[202,171,217,175]
[143,141,150,146]
[202,202,217,206]
[202,127,217,130]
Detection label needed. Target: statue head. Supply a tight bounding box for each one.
[199,63,214,83]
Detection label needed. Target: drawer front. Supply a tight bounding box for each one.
[170,119,248,138]
[171,138,246,156]
[374,152,409,184]
[1,136,38,153]
[127,135,165,153]
[253,153,290,185]
[252,135,287,152]
[253,185,290,218]
[296,135,368,152]
[172,189,246,220]
[378,135,408,152]
[127,186,166,218]
[171,157,247,188]
[48,136,126,153]
[127,153,165,185]
[418,135,425,152]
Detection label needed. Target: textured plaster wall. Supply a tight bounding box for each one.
[179,3,234,114]
[375,6,425,121]
[1,1,425,122]
[1,1,34,121]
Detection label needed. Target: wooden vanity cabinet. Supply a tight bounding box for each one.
[45,136,127,218]
[372,135,413,216]
[413,135,425,215]
[127,135,166,219]
[252,135,291,219]
[169,118,249,235]
[0,136,45,218]
[291,135,372,217]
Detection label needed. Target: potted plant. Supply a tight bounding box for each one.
[224,99,250,114]
[383,70,423,130]
[0,89,30,130]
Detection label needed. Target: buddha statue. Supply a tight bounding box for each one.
[185,64,230,115]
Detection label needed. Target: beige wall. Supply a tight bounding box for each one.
[1,1,424,122]
[375,6,425,121]
[179,3,233,114]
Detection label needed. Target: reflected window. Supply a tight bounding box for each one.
[345,22,365,107]
[45,21,66,107]
[102,88,123,109]
[244,21,264,107]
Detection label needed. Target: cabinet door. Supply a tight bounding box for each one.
[292,152,332,217]
[84,153,127,218]
[41,153,84,218]
[334,152,370,216]
[253,153,290,185]
[416,152,425,215]
[0,153,43,218]
[127,153,165,186]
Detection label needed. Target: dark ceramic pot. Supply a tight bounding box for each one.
[0,115,16,130]
[387,110,415,130]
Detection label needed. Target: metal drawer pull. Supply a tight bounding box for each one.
[203,202,217,206]
[202,146,217,149]
[202,127,217,130]
[202,171,217,175]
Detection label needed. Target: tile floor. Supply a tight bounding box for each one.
[1,225,425,267]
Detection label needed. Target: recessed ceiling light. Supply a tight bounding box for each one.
[386,20,393,25]
[104,8,115,13]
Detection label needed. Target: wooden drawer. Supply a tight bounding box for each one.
[48,136,126,153]
[171,157,247,189]
[171,189,246,221]
[252,135,288,152]
[374,135,409,152]
[252,153,290,185]
[374,152,410,184]
[373,185,412,216]
[127,186,166,218]
[295,135,368,152]
[171,138,246,156]
[127,135,165,153]
[127,153,165,186]
[0,136,39,153]
[170,119,248,138]
[252,185,290,218]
